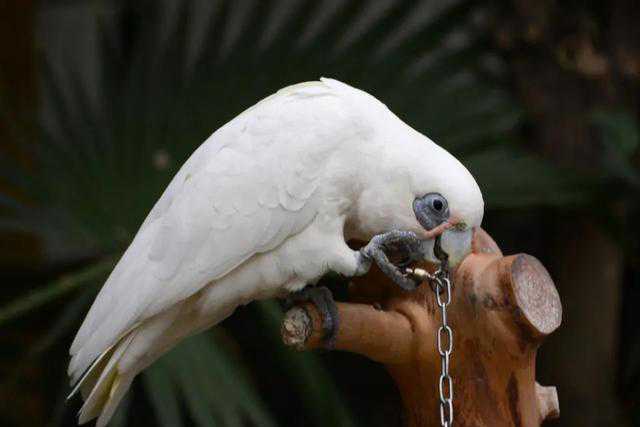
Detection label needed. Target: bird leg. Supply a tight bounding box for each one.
[359,230,425,291]
[285,286,339,349]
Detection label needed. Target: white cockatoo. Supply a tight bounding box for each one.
[68,78,483,426]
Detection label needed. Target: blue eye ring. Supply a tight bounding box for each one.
[413,193,449,231]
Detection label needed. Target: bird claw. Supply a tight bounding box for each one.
[286,286,339,349]
[360,230,426,291]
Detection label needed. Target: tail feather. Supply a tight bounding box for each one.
[80,354,111,401]
[69,289,241,425]
[70,303,186,426]
[95,374,134,427]
[67,344,115,402]
[77,333,135,425]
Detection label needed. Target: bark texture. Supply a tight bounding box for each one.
[282,229,561,426]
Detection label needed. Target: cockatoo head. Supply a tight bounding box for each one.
[353,121,484,267]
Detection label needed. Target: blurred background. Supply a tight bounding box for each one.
[0,0,638,426]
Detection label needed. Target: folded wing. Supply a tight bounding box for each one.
[69,80,351,384]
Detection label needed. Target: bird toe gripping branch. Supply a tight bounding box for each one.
[360,230,426,291]
[286,286,339,349]
[361,229,456,426]
[282,229,561,427]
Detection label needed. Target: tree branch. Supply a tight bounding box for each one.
[281,301,419,364]
[281,229,562,426]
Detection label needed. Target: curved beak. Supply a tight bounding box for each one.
[439,227,474,266]
[421,226,474,267]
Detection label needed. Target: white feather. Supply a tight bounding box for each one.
[68,78,484,425]
[70,80,341,379]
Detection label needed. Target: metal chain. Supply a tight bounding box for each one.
[407,263,454,426]
[432,267,453,427]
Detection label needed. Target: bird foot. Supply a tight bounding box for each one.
[360,230,426,291]
[285,286,339,349]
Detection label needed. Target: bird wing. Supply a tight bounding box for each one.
[69,79,355,383]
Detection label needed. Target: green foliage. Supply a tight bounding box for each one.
[143,331,276,427]
[591,109,640,189]
[255,300,356,427]
[465,145,593,208]
[0,257,115,327]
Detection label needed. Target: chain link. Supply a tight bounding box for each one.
[406,263,454,426]
[433,269,453,427]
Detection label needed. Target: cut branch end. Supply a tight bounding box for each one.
[281,306,314,350]
[536,382,560,421]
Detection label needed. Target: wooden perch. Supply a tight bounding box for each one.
[281,229,562,427]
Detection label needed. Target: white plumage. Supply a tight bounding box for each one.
[69,78,483,426]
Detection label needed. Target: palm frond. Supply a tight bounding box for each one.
[143,331,276,427]
[591,109,640,189]
[466,145,593,208]
[255,300,356,427]
[143,363,186,427]
[0,257,114,327]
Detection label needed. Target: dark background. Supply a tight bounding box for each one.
[1,1,638,426]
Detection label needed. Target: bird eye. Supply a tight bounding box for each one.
[425,194,447,215]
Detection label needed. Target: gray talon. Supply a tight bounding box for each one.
[287,286,339,349]
[361,230,425,291]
